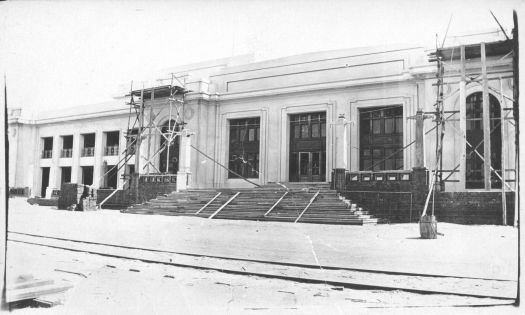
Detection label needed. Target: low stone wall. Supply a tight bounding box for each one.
[333,167,514,225]
[433,192,515,225]
[336,167,428,223]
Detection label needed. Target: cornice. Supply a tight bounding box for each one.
[216,73,416,102]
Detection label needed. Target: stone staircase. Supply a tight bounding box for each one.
[123,182,377,225]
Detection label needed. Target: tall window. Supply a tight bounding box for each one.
[42,137,53,158]
[159,120,180,174]
[228,118,260,178]
[61,135,73,158]
[465,92,502,189]
[82,133,95,157]
[104,131,120,156]
[359,106,403,171]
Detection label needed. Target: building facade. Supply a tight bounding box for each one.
[7,36,516,201]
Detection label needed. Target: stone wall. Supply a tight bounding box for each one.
[433,192,515,225]
[333,167,516,225]
[335,168,428,223]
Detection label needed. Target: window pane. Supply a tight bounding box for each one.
[312,123,320,137]
[372,119,381,134]
[363,159,372,170]
[372,159,383,171]
[384,118,393,134]
[385,158,394,170]
[395,117,403,133]
[301,124,309,138]
[321,123,326,137]
[248,128,255,142]
[395,159,404,170]
[300,153,309,175]
[294,125,300,138]
[361,119,370,135]
[240,129,246,141]
[312,152,320,175]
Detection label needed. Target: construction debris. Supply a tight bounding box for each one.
[6,274,74,304]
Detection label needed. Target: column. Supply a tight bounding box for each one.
[45,135,60,198]
[176,130,192,191]
[71,131,81,184]
[117,128,127,189]
[92,130,104,188]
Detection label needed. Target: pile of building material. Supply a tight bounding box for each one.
[58,183,98,211]
[6,274,74,307]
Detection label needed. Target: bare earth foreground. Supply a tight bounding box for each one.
[5,198,520,314]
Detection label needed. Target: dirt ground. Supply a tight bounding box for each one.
[5,198,521,313]
[6,242,515,314]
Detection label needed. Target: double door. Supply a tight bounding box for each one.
[290,151,325,182]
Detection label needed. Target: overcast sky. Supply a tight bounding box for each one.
[0,0,521,111]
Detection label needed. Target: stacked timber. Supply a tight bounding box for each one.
[6,274,73,305]
[58,183,97,211]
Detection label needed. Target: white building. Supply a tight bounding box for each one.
[7,32,516,202]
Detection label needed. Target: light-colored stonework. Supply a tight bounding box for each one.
[8,33,516,197]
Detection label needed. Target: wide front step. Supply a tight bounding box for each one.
[123,185,376,225]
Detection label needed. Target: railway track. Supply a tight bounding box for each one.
[7,231,517,301]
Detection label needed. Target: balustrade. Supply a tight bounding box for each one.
[41,150,52,159]
[81,147,95,157]
[61,148,73,158]
[104,145,119,156]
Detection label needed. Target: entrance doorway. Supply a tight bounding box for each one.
[291,151,325,182]
[289,112,326,182]
[81,166,94,186]
[41,167,50,197]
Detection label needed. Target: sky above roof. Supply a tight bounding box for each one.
[0,0,521,110]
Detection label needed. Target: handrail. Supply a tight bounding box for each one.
[98,180,127,209]
[208,192,240,219]
[294,190,320,223]
[264,191,288,217]
[195,192,221,214]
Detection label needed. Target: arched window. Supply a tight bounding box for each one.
[159,120,181,174]
[465,92,502,189]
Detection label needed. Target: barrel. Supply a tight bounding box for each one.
[419,215,438,239]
